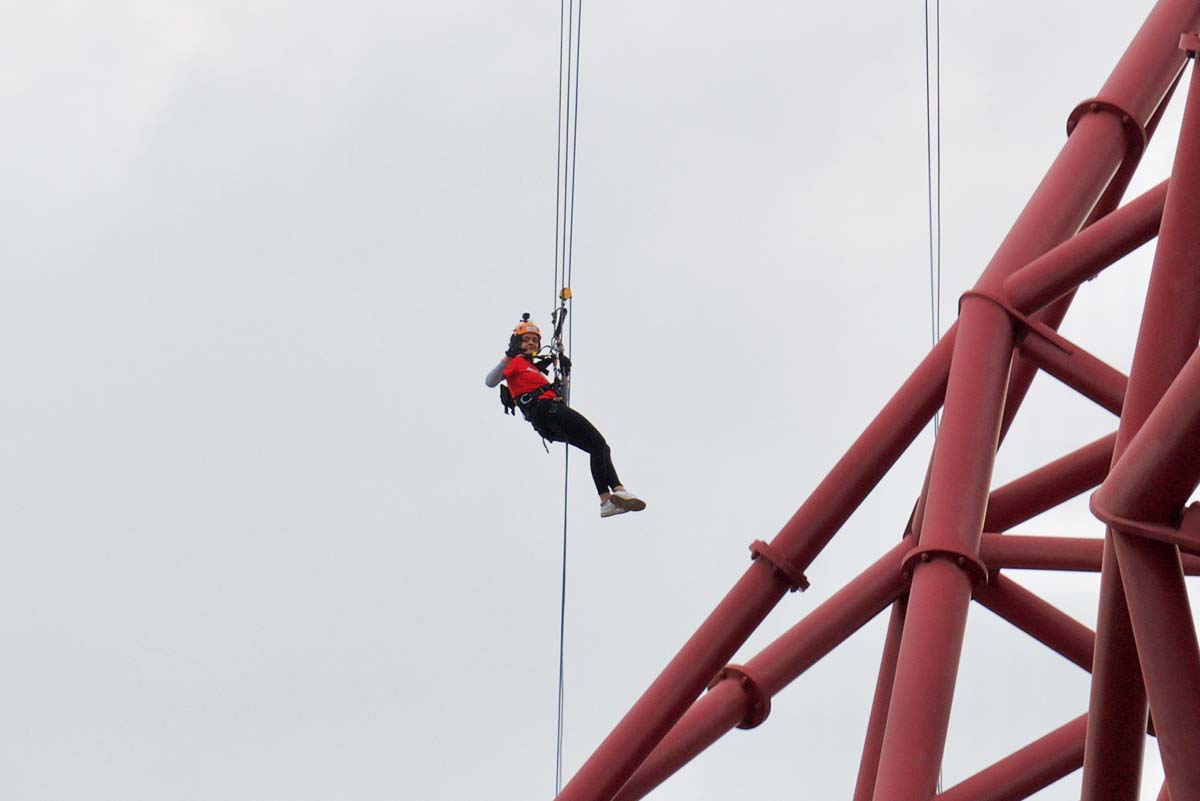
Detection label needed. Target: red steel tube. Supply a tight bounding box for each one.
[1076,62,1179,235]
[991,141,1153,447]
[979,535,1104,572]
[872,559,978,801]
[1083,26,1200,799]
[552,557,789,801]
[998,293,1073,445]
[751,542,911,696]
[933,715,1088,801]
[608,679,746,801]
[550,329,954,801]
[873,111,1124,799]
[552,321,962,801]
[1002,181,1167,314]
[991,49,1165,448]
[983,433,1116,533]
[1015,334,1127,415]
[979,534,1200,574]
[1093,51,1200,797]
[1096,329,1200,517]
[1095,1,1197,126]
[853,599,907,801]
[973,574,1095,672]
[611,541,910,801]
[559,82,1166,801]
[999,88,1168,443]
[771,332,953,569]
[555,14,1196,796]
[1112,530,1200,795]
[556,329,953,801]
[1082,541,1146,801]
[1073,21,1198,801]
[996,122,1153,444]
[871,1,1195,790]
[992,173,1161,442]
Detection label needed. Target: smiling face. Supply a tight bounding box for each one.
[520,333,541,356]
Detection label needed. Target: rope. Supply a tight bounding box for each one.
[551,0,567,315]
[924,1,945,794]
[555,447,570,793]
[566,0,582,307]
[936,0,942,371]
[552,0,583,792]
[924,0,942,438]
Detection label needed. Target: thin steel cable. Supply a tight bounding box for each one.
[553,0,583,792]
[936,0,942,362]
[552,0,569,786]
[563,0,582,404]
[559,0,576,287]
[555,444,570,793]
[924,2,945,795]
[552,0,567,314]
[924,0,942,440]
[565,0,582,300]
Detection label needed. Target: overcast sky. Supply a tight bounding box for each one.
[2,1,1198,799]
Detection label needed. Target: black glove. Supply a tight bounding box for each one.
[558,353,572,377]
[505,334,523,358]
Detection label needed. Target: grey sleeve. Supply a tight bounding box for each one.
[484,357,510,388]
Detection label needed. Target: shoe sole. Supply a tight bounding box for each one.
[610,495,646,513]
[601,506,630,518]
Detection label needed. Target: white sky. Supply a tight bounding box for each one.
[2,1,1197,799]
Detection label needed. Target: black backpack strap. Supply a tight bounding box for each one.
[499,385,516,415]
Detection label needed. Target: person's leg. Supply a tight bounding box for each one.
[549,403,644,516]
[553,404,615,497]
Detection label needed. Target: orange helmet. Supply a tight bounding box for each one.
[512,316,541,340]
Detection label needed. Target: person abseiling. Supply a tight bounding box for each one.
[486,316,646,519]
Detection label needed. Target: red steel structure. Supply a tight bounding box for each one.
[553,2,1200,800]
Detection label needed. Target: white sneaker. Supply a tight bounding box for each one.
[600,500,628,518]
[610,489,646,513]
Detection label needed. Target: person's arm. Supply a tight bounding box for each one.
[485,357,510,388]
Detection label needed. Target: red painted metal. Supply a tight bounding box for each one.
[983,433,1116,532]
[1014,333,1127,415]
[979,535,1200,573]
[934,715,1087,801]
[747,539,809,591]
[1000,181,1166,312]
[610,541,909,801]
[552,4,1200,800]
[1080,538,1147,801]
[973,574,1095,672]
[852,599,906,801]
[870,10,1145,792]
[916,685,1161,801]
[979,535,1104,573]
[552,333,950,801]
[1086,46,1200,799]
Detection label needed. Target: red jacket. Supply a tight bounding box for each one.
[503,356,556,400]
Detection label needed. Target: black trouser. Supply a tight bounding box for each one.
[526,399,622,495]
